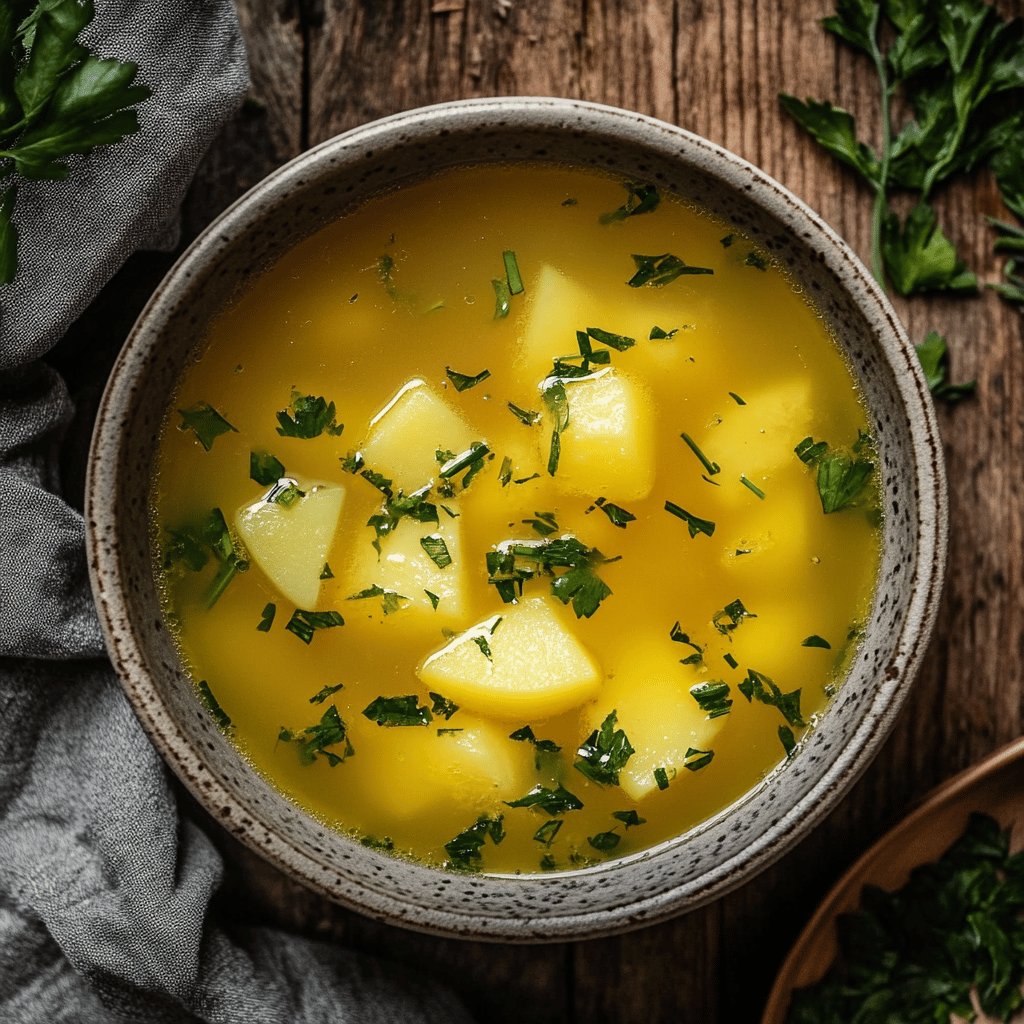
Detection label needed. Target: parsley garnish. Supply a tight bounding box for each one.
[446,366,491,392]
[779,725,797,757]
[649,325,679,340]
[627,253,714,287]
[0,0,150,284]
[424,590,441,610]
[492,277,511,319]
[177,402,236,452]
[502,249,524,294]
[816,450,875,513]
[284,609,345,644]
[723,652,739,669]
[197,680,231,730]
[739,668,805,727]
[915,330,976,402]
[669,622,704,666]
[428,692,459,719]
[794,436,829,465]
[498,456,512,487]
[533,820,563,846]
[419,534,452,569]
[278,704,353,766]
[720,234,735,248]
[541,380,569,477]
[250,450,285,486]
[593,497,636,528]
[713,598,756,635]
[728,391,746,405]
[509,725,561,755]
[310,683,344,704]
[269,481,304,507]
[744,250,769,270]
[164,507,249,608]
[575,711,635,786]
[340,450,365,474]
[802,634,832,649]
[523,511,559,537]
[438,442,490,480]
[347,584,408,616]
[361,835,394,852]
[505,784,584,815]
[377,254,397,298]
[612,810,646,829]
[588,831,621,852]
[362,695,432,727]
[664,500,716,538]
[275,391,343,438]
[256,602,275,632]
[653,767,673,791]
[690,681,733,719]
[366,488,439,548]
[586,326,635,351]
[683,747,714,772]
[680,433,720,475]
[739,475,766,499]
[508,401,541,425]
[445,815,505,871]
[319,562,334,580]
[600,181,660,223]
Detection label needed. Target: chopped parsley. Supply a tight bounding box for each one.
[438,442,490,480]
[249,450,285,485]
[256,602,276,632]
[445,366,491,392]
[575,711,635,786]
[627,252,714,287]
[278,704,354,766]
[723,652,739,669]
[310,683,344,704]
[429,692,459,719]
[367,488,439,548]
[424,589,441,609]
[599,181,660,223]
[347,585,409,616]
[720,234,735,248]
[320,562,334,580]
[361,835,394,852]
[502,250,524,294]
[681,432,721,475]
[669,622,704,666]
[508,401,541,426]
[284,609,345,644]
[197,680,231,730]
[664,500,716,538]
[593,496,636,528]
[509,725,561,755]
[653,767,673,790]
[779,725,797,757]
[816,450,875,513]
[523,511,559,537]
[419,534,452,569]
[340,450,365,474]
[275,391,343,438]
[586,326,636,351]
[649,325,679,340]
[794,436,830,465]
[533,819,563,846]
[612,810,646,829]
[505,784,584,815]
[740,475,766,499]
[177,402,237,451]
[268,481,304,507]
[684,747,715,772]
[739,668,805,727]
[377,254,397,298]
[915,330,976,403]
[362,695,432,727]
[492,277,511,319]
[588,831,621,852]
[541,380,569,477]
[728,391,746,405]
[802,634,832,649]
[164,507,249,608]
[713,598,757,635]
[690,682,733,719]
[546,428,561,476]
[744,250,769,270]
[498,456,512,487]
[445,814,505,871]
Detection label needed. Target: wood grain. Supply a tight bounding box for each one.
[70,1,1024,1021]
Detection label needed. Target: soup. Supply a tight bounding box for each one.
[153,164,881,874]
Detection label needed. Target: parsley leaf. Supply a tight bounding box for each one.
[256,602,275,632]
[612,810,646,828]
[419,533,452,569]
[250,450,285,486]
[586,326,635,351]
[683,747,714,771]
[284,609,344,644]
[587,831,621,852]
[599,181,660,223]
[507,401,541,426]
[690,681,733,719]
[197,680,231,731]
[310,683,344,704]
[712,598,756,635]
[445,814,505,871]
[502,249,524,294]
[627,252,714,286]
[816,450,875,513]
[509,725,561,754]
[575,710,635,786]
[523,511,559,537]
[429,692,459,719]
[664,500,716,538]
[446,366,491,392]
[778,95,879,183]
[505,783,584,815]
[881,202,978,295]
[739,668,805,727]
[593,497,636,528]
[275,392,343,438]
[802,634,832,649]
[533,819,563,846]
[278,704,354,766]
[361,695,432,727]
[177,402,236,451]
[492,277,510,319]
[915,329,976,402]
[347,584,408,616]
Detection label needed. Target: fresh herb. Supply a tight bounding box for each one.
[600,181,660,223]
[340,450,365,474]
[713,598,757,636]
[681,432,720,475]
[360,835,394,852]
[269,481,304,507]
[505,783,584,815]
[744,250,769,270]
[275,391,343,438]
[164,507,249,608]
[720,234,736,248]
[794,436,829,465]
[446,366,491,392]
[588,831,621,853]
[177,402,236,452]
[509,725,561,754]
[197,680,231,730]
[546,427,561,476]
[0,0,151,284]
[575,710,635,786]
[533,819,563,846]
[684,747,714,771]
[437,727,463,736]
[593,496,636,528]
[419,534,452,569]
[514,473,541,485]
[424,589,441,609]
[728,391,746,405]
[739,668,805,727]
[779,725,797,757]
[802,634,832,649]
[445,815,505,871]
[492,277,511,319]
[319,562,334,581]
[664,501,716,538]
[284,609,345,644]
[362,695,432,727]
[649,325,679,340]
[347,584,408,616]
[669,622,704,666]
[612,810,646,829]
[508,401,541,426]
[310,683,344,704]
[471,634,493,660]
[786,813,1024,1024]
[723,652,739,669]
[366,488,439,548]
[740,475,766,499]
[586,326,635,351]
[541,379,569,477]
[250,450,285,486]
[278,704,354,766]
[498,456,512,487]
[377,254,397,298]
[502,249,524,294]
[653,767,672,791]
[523,511,559,537]
[440,504,460,518]
[429,692,459,720]
[627,253,714,287]
[915,330,976,402]
[438,442,490,480]
[881,200,977,295]
[817,450,875,513]
[690,681,733,719]
[256,602,275,632]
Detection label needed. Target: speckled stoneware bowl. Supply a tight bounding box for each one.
[86,97,946,942]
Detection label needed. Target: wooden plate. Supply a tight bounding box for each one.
[762,737,1024,1024]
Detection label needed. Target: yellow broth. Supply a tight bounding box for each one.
[153,164,881,874]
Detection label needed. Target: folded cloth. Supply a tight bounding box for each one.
[0,3,473,1022]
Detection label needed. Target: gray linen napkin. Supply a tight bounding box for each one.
[0,3,472,1021]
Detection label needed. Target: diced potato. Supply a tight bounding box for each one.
[417,596,601,718]
[343,515,466,620]
[539,368,656,501]
[235,481,345,609]
[350,715,534,823]
[360,379,478,493]
[586,646,726,802]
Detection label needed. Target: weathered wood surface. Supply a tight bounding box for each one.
[58,1,1024,1021]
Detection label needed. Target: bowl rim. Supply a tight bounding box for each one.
[85,95,947,941]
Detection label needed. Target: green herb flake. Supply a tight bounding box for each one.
[649,325,679,340]
[505,784,584,816]
[340,450,366,474]
[197,680,231,730]
[669,622,704,666]
[915,330,976,403]
[723,652,739,669]
[502,249,524,294]
[627,253,714,287]
[720,234,736,248]
[269,481,304,507]
[600,181,661,223]
[438,442,490,480]
[612,810,646,829]
[164,507,249,608]
[509,725,561,754]
[284,609,345,644]
[740,475,766,500]
[533,819,563,847]
[498,456,513,488]
[653,766,672,791]
[256,602,276,632]
[446,366,491,392]
[684,747,715,772]
[816,451,874,514]
[177,402,236,452]
[320,562,334,580]
[362,695,432,728]
[681,433,720,476]
[588,831,621,852]
[664,501,716,539]
[444,814,505,872]
[419,534,452,569]
[250,450,285,486]
[546,428,561,476]
[794,436,829,465]
[310,683,344,704]
[424,589,441,610]
[587,326,636,351]
[739,668,805,728]
[690,681,733,720]
[361,835,394,852]
[508,401,541,426]
[492,277,511,319]
[279,704,354,766]
[802,634,832,649]
[347,584,409,616]
[275,391,343,438]
[713,598,756,636]
[575,710,635,786]
[728,391,746,406]
[779,725,797,758]
[594,496,636,528]
[523,511,559,537]
[429,692,459,720]
[744,250,769,271]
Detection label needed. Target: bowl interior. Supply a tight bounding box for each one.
[86,98,944,941]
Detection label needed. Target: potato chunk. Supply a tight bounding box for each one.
[540,368,656,501]
[360,379,478,492]
[416,596,601,718]
[351,715,534,823]
[586,646,726,802]
[235,481,344,609]
[343,515,465,620]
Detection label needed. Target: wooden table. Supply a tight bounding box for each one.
[55,2,1024,1020]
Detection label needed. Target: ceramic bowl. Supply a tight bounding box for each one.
[86,97,946,941]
